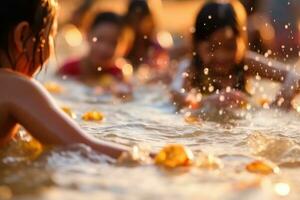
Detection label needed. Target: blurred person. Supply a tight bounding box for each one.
[240,0,269,54]
[59,12,132,97]
[263,0,300,60]
[171,0,300,112]
[124,0,169,77]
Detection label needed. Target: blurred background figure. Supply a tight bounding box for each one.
[54,0,95,68]
[124,0,169,71]
[54,0,299,76]
[58,12,132,97]
[170,0,300,112]
[59,12,122,80]
[265,0,299,61]
[69,0,95,30]
[240,0,300,62]
[238,0,300,107]
[240,0,269,54]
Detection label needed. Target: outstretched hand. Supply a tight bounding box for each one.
[201,90,249,109]
[272,72,300,111]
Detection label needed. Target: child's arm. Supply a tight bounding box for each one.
[245,51,300,109]
[245,51,290,81]
[7,75,128,158]
[170,90,188,109]
[169,60,192,108]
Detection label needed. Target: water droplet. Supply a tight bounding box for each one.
[182,72,189,78]
[219,95,225,102]
[226,86,231,93]
[268,61,273,67]
[274,182,290,196]
[218,109,224,115]
[204,68,209,75]
[277,97,285,106]
[267,49,272,54]
[264,53,269,58]
[208,85,214,92]
[255,74,261,80]
[246,104,252,110]
[92,37,98,42]
[196,93,202,102]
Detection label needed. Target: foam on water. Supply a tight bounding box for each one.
[2,78,300,200]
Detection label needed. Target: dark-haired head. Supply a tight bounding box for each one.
[187,0,247,93]
[87,12,123,69]
[194,1,243,43]
[192,0,247,76]
[127,0,151,20]
[125,0,154,37]
[0,0,57,75]
[89,12,123,32]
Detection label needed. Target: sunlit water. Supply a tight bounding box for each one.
[2,76,300,200]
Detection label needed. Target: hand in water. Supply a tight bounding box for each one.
[189,90,248,123]
[272,73,300,111]
[202,90,248,109]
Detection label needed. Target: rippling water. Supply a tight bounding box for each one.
[2,77,300,200]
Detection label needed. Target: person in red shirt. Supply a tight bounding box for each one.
[59,12,132,96]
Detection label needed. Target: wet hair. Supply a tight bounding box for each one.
[189,0,247,93]
[193,1,244,44]
[89,12,123,32]
[0,0,57,70]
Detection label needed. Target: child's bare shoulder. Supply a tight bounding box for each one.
[0,70,39,89]
[0,70,49,104]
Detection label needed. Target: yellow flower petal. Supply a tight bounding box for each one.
[155,144,194,168]
[82,111,104,121]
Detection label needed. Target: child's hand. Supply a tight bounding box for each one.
[202,90,248,109]
[272,73,300,110]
